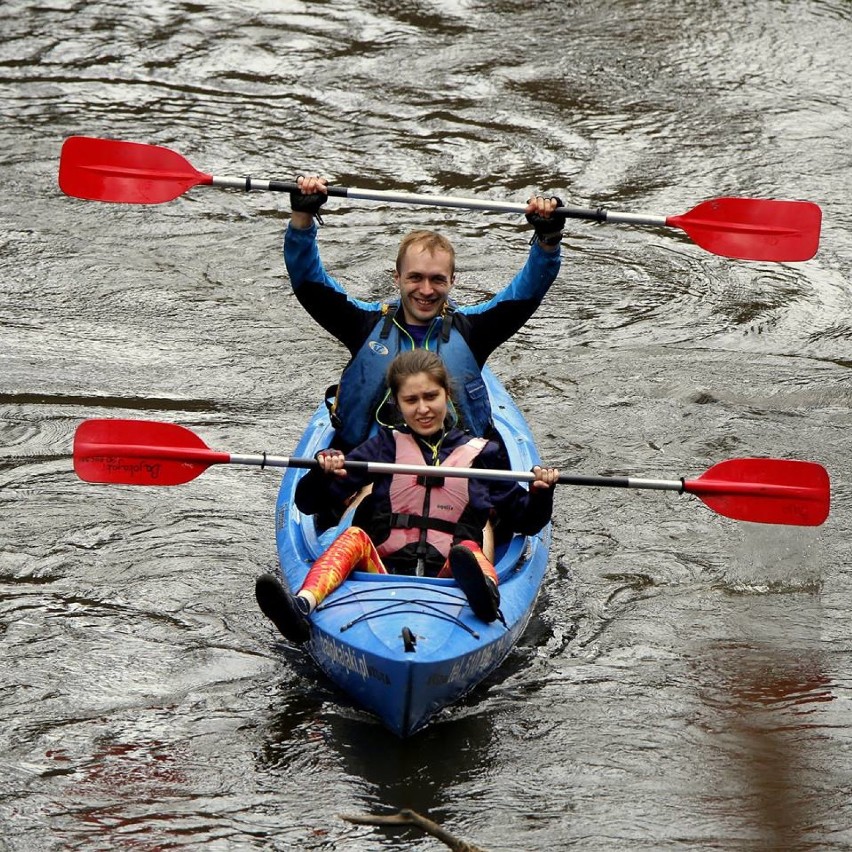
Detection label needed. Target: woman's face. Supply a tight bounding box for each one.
[395,371,448,437]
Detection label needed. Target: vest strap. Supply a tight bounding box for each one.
[379,303,396,340]
[390,512,458,536]
[324,383,342,429]
[439,305,455,344]
[416,474,445,487]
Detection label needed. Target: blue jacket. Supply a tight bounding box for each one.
[285,222,561,449]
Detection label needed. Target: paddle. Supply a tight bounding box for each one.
[58,136,821,262]
[73,419,830,527]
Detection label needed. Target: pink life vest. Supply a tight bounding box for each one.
[377,431,488,559]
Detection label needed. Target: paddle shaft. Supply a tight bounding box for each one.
[207,175,660,226]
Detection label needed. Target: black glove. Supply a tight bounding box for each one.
[526,196,566,245]
[290,180,327,222]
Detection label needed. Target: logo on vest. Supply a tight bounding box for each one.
[368,340,390,355]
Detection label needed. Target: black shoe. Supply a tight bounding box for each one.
[450,545,500,623]
[255,573,311,644]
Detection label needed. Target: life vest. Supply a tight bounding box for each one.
[327,303,492,449]
[377,431,488,560]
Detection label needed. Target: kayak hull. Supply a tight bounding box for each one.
[274,366,550,737]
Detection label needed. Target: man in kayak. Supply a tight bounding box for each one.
[255,350,559,643]
[285,176,566,451]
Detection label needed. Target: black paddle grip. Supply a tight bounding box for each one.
[268,180,348,199]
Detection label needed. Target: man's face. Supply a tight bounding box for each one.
[394,245,454,325]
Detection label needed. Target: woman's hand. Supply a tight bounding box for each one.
[530,465,560,490]
[316,449,347,477]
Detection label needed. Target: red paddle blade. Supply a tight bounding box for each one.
[59,137,212,204]
[667,197,821,262]
[684,458,830,526]
[74,419,228,486]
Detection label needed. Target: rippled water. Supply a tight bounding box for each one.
[2,0,852,849]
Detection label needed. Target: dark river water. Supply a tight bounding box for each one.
[2,1,852,849]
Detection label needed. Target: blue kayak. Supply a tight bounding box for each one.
[273,366,551,737]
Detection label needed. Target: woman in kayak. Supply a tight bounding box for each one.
[255,349,559,644]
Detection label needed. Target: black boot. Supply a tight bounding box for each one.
[449,545,500,623]
[255,573,311,644]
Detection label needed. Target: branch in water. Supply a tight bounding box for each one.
[339,808,488,852]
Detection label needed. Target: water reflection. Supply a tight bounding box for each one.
[693,636,835,849]
[259,690,496,819]
[335,712,495,814]
[51,738,191,843]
